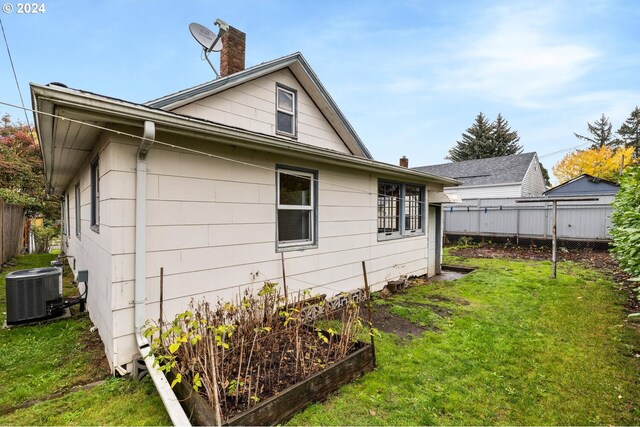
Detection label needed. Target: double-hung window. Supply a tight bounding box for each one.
[90,157,100,231]
[276,85,296,137]
[277,167,316,248]
[377,181,424,239]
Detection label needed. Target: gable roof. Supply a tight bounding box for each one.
[544,173,619,196]
[413,152,537,186]
[30,80,459,195]
[146,52,372,159]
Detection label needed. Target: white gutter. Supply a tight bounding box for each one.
[135,120,191,427]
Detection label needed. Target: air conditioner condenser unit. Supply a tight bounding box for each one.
[5,267,64,325]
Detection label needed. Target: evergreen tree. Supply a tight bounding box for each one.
[490,113,523,157]
[616,106,640,158]
[540,163,551,188]
[447,112,523,162]
[574,113,615,148]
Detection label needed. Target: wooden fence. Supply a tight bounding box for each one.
[443,196,615,243]
[1,199,25,264]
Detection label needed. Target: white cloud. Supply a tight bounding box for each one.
[434,3,599,108]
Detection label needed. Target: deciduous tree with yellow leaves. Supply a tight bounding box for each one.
[552,145,635,184]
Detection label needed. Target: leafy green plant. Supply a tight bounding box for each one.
[144,283,366,422]
[31,223,58,254]
[610,165,640,278]
[456,236,474,247]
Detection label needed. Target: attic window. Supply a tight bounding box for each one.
[276,85,296,137]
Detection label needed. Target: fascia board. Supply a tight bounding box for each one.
[31,83,459,187]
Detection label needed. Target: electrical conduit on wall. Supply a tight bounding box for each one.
[135,120,191,426]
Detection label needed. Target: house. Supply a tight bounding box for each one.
[413,152,546,200]
[30,26,459,373]
[543,173,619,203]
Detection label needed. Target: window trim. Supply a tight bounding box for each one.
[377,180,425,241]
[90,157,100,232]
[61,195,67,236]
[275,84,297,138]
[74,182,81,239]
[66,192,70,237]
[275,165,317,251]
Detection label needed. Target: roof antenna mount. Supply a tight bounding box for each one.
[189,18,229,78]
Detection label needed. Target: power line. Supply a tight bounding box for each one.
[0,17,31,131]
[0,99,436,206]
[538,141,591,159]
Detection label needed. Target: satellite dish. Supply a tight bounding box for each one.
[189,19,229,78]
[189,23,223,52]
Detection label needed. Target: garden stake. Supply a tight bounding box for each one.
[159,267,164,336]
[281,252,289,310]
[361,261,376,368]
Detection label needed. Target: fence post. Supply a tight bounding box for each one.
[1,199,4,264]
[516,207,520,245]
[551,201,558,278]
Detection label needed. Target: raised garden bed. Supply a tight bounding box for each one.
[146,283,375,426]
[168,341,375,426]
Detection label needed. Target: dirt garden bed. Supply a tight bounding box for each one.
[450,243,638,311]
[145,283,374,425]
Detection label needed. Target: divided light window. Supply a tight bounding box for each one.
[90,157,100,231]
[377,181,424,239]
[404,185,423,234]
[74,182,81,238]
[276,85,296,137]
[277,167,316,248]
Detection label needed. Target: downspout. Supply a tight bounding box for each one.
[135,120,191,426]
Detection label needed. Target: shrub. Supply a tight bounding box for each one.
[32,223,58,254]
[610,165,640,278]
[144,283,365,422]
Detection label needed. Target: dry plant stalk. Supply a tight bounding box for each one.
[144,283,364,421]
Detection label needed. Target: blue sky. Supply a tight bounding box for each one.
[1,0,639,183]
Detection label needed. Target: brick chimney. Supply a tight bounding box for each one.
[220,26,246,77]
[399,156,409,168]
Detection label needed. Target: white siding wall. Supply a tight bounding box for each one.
[443,183,522,199]
[173,69,352,155]
[521,156,546,196]
[62,134,114,369]
[108,135,435,368]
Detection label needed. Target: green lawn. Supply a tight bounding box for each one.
[0,254,170,426]
[2,251,638,425]
[289,253,640,425]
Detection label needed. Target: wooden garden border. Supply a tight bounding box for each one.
[167,342,375,426]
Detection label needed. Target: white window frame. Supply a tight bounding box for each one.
[377,181,425,240]
[276,167,316,249]
[275,85,297,137]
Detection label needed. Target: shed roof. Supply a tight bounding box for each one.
[544,174,619,196]
[413,152,537,186]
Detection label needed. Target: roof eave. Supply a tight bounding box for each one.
[31,83,459,189]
